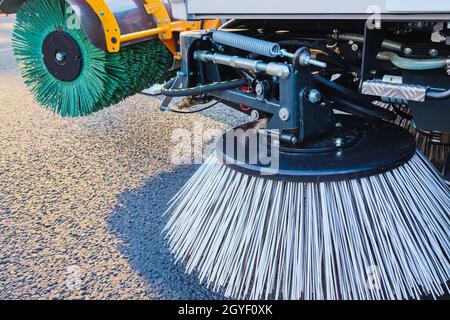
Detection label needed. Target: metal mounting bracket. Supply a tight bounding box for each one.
[86,0,121,53]
[86,0,221,56]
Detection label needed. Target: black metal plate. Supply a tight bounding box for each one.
[216,115,416,182]
[42,31,83,82]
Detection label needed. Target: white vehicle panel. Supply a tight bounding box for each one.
[186,0,450,14]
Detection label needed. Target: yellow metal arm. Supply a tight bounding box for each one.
[87,0,221,59]
[86,0,121,53]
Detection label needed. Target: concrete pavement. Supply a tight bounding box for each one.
[0,14,246,299]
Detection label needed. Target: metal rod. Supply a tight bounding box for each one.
[338,33,403,52]
[194,51,291,79]
[120,27,167,42]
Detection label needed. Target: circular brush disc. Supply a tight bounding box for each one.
[216,115,416,182]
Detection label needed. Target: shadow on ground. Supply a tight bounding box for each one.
[108,165,224,300]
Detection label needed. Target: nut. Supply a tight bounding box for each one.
[251,110,260,120]
[308,90,322,104]
[279,108,290,121]
[429,49,439,57]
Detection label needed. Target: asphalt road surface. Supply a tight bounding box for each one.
[0,14,247,299]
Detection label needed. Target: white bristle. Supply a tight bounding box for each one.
[164,151,450,300]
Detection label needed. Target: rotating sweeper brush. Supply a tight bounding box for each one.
[380,103,450,175]
[161,13,450,299]
[2,0,219,116]
[166,119,450,300]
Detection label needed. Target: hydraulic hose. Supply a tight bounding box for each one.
[313,76,396,121]
[426,88,450,99]
[327,96,378,120]
[377,52,449,70]
[161,78,248,97]
[219,19,240,30]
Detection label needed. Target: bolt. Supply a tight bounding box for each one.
[162,34,166,39]
[335,137,344,147]
[279,108,290,121]
[164,18,169,23]
[55,51,66,64]
[352,72,360,83]
[251,110,260,120]
[255,82,264,96]
[308,89,322,104]
[99,11,105,16]
[429,48,439,57]
[332,29,339,38]
[404,47,413,55]
[351,44,359,51]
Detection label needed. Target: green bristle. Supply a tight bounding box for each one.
[12,0,173,117]
[107,41,173,104]
[94,53,127,112]
[12,0,107,117]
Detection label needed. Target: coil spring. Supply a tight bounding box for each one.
[212,30,281,58]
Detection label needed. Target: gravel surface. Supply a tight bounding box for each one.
[0,15,248,299]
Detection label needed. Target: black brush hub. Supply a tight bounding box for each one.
[216,115,416,182]
[42,30,83,82]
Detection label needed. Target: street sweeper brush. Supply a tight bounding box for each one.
[165,116,450,300]
[6,0,219,116]
[161,16,450,299]
[381,103,450,174]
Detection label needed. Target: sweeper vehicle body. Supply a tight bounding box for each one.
[2,0,450,300]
